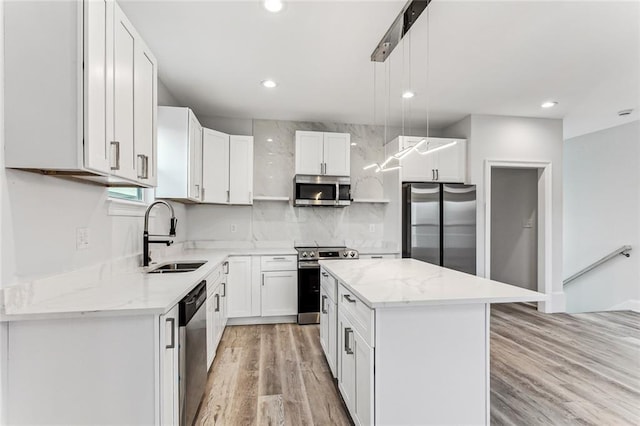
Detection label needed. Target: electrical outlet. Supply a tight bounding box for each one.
[230,224,237,233]
[76,227,90,250]
[369,224,376,233]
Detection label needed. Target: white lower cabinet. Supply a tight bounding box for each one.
[261,271,297,316]
[338,311,374,426]
[226,256,253,318]
[225,255,298,323]
[160,304,179,425]
[206,265,228,369]
[320,271,338,378]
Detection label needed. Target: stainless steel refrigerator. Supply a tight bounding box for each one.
[402,183,477,275]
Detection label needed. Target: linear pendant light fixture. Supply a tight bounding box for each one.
[364,0,437,173]
[371,0,432,63]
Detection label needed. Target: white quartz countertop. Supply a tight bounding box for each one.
[1,247,296,321]
[319,258,546,308]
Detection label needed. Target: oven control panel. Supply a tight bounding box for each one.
[296,248,359,261]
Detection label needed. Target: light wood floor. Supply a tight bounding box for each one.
[491,303,640,425]
[195,305,640,425]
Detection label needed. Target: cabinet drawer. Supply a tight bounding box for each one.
[320,268,338,301]
[260,255,297,271]
[206,266,224,297]
[338,284,374,347]
[359,254,398,260]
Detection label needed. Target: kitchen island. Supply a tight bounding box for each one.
[318,258,545,426]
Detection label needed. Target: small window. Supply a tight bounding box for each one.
[108,187,144,202]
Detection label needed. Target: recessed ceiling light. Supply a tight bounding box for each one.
[541,101,558,108]
[264,0,283,13]
[267,138,273,142]
[402,91,415,99]
[351,142,357,146]
[261,79,277,88]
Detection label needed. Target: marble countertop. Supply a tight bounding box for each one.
[1,247,296,321]
[319,258,546,309]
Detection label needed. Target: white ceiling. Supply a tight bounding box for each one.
[120,0,640,139]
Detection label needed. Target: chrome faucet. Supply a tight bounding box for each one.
[143,200,177,267]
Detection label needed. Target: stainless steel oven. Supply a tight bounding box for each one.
[293,175,351,207]
[296,246,359,324]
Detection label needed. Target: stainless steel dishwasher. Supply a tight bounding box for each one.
[179,280,207,426]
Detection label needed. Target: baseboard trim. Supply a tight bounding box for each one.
[227,315,297,326]
[608,299,640,313]
[539,291,566,313]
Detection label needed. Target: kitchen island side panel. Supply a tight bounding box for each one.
[375,303,489,425]
[7,315,157,425]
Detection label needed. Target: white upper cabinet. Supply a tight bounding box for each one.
[4,0,157,188]
[188,114,203,201]
[229,136,254,205]
[111,3,136,181]
[133,38,158,186]
[388,136,467,183]
[202,129,230,204]
[202,131,253,205]
[295,131,324,175]
[156,107,202,202]
[295,131,351,176]
[323,132,351,176]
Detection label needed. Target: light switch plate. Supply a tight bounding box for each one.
[230,224,237,233]
[76,227,90,250]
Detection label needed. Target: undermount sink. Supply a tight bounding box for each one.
[147,261,207,274]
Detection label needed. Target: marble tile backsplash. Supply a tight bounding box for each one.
[187,119,394,246]
[186,201,386,244]
[253,119,387,200]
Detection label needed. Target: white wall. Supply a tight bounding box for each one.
[563,121,640,312]
[444,114,564,312]
[158,78,180,107]
[198,115,253,136]
[490,168,538,291]
[0,1,7,421]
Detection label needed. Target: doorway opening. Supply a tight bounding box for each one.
[484,160,553,312]
[491,168,538,292]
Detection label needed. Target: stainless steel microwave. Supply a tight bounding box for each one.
[293,175,351,207]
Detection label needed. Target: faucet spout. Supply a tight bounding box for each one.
[143,200,177,267]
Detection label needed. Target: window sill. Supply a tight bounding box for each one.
[107,198,150,217]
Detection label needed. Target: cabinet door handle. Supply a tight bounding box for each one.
[226,190,230,203]
[166,318,175,349]
[195,184,200,199]
[202,187,206,200]
[262,274,265,286]
[344,327,354,354]
[343,294,356,304]
[221,282,226,297]
[223,261,229,274]
[321,295,328,314]
[215,294,220,312]
[431,169,435,180]
[371,256,383,259]
[137,154,149,179]
[273,257,286,261]
[110,141,120,171]
[436,169,439,180]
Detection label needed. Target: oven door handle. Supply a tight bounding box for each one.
[298,261,320,269]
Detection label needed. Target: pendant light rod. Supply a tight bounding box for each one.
[371,0,432,63]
